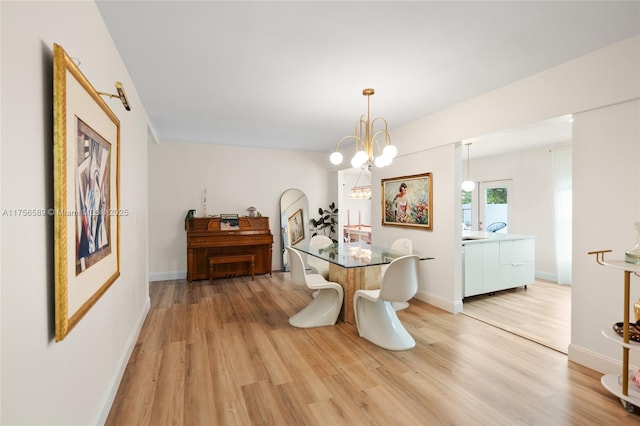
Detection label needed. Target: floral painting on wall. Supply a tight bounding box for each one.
[381,172,432,230]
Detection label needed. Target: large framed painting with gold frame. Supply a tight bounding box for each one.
[53,44,120,341]
[381,172,432,230]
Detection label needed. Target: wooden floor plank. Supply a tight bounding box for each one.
[183,341,216,425]
[107,348,163,426]
[148,341,186,426]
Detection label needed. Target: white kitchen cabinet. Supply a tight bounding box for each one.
[463,234,535,297]
[462,243,483,297]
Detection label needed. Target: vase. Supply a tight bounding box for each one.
[625,222,640,265]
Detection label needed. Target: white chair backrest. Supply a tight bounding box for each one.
[379,255,420,302]
[308,235,331,278]
[310,235,333,248]
[390,238,413,255]
[286,246,308,288]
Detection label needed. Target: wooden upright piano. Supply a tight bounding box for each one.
[186,216,273,282]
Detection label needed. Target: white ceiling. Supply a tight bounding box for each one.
[96,1,639,156]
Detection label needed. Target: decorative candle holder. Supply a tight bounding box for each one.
[202,188,208,217]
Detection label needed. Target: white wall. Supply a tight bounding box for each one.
[381,35,640,373]
[571,99,640,370]
[372,144,463,311]
[1,2,150,424]
[148,142,330,278]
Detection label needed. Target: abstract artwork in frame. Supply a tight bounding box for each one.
[381,172,433,230]
[53,43,120,341]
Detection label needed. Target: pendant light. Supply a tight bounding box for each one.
[461,142,476,192]
[350,165,372,199]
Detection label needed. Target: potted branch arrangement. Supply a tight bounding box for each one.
[311,202,339,243]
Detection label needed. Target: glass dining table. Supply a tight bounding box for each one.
[293,242,434,324]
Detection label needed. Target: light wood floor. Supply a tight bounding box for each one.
[461,280,571,354]
[106,273,640,425]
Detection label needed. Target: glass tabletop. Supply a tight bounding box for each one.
[293,242,433,268]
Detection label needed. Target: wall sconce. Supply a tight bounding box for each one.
[98,81,131,111]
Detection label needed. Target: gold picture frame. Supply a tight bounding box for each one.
[381,172,433,230]
[53,44,121,341]
[287,208,305,245]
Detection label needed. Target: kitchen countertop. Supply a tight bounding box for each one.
[461,231,537,245]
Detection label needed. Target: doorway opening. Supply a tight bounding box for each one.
[338,167,373,243]
[460,115,573,353]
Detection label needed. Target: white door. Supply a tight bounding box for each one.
[477,180,511,232]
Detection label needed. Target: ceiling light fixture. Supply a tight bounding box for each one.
[350,165,372,199]
[98,81,131,111]
[330,88,397,168]
[461,142,476,192]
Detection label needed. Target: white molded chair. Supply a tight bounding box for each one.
[286,246,344,328]
[487,222,507,233]
[382,238,413,311]
[307,235,333,279]
[353,254,420,350]
[390,237,413,255]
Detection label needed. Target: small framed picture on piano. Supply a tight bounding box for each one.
[220,214,240,230]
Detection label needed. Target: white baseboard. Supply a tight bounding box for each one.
[95,296,151,425]
[148,271,186,282]
[536,271,558,282]
[568,343,624,374]
[414,290,462,313]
